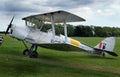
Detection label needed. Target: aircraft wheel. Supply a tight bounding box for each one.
[102,52,105,57]
[23,49,29,55]
[29,51,38,58]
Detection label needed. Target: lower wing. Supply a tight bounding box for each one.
[38,43,83,51]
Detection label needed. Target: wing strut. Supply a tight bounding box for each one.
[63,20,68,42]
[51,15,55,43]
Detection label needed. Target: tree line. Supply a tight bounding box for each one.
[41,24,120,37]
[74,25,120,37]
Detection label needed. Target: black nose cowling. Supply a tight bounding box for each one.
[5,16,15,35]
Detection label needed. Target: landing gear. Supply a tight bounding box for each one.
[22,41,38,58]
[102,51,106,57]
[23,49,29,55]
[29,51,38,58]
[23,49,38,58]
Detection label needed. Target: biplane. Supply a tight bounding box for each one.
[5,10,118,58]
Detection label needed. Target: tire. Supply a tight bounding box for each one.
[29,51,38,58]
[102,52,106,57]
[23,49,29,55]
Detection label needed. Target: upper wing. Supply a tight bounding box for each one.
[22,10,86,23]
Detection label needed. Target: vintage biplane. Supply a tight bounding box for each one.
[5,10,118,58]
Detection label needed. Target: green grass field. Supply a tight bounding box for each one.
[0,34,120,77]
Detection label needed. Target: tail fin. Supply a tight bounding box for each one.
[94,37,118,56]
[94,37,115,52]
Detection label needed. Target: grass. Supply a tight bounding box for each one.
[0,34,120,77]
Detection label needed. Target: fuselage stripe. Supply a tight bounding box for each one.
[70,39,80,47]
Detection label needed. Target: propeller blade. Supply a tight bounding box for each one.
[5,16,15,35]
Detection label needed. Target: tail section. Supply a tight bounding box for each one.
[94,37,115,52]
[94,37,118,56]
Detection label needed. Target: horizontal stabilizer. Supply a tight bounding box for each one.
[94,48,118,57]
[105,51,118,56]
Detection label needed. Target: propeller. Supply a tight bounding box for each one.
[5,16,15,35]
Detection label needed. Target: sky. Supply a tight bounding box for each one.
[0,0,120,31]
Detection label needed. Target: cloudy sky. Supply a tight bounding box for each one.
[0,0,120,31]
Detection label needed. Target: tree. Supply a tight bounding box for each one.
[67,24,74,36]
[74,25,93,37]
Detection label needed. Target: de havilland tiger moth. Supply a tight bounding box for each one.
[5,10,118,58]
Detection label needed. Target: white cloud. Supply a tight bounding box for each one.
[110,0,120,13]
[97,9,115,16]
